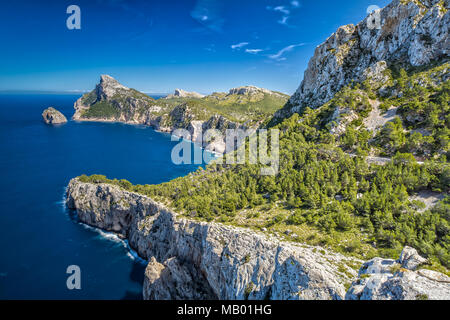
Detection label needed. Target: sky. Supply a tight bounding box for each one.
[0,0,391,94]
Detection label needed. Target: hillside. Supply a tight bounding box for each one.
[73,76,288,152]
[273,0,449,121]
[68,0,449,300]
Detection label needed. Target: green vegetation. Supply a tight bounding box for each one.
[374,64,449,158]
[79,84,288,128]
[244,282,254,300]
[78,113,449,271]
[160,91,289,124]
[77,61,450,273]
[82,101,120,119]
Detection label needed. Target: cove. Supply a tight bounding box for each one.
[0,93,211,299]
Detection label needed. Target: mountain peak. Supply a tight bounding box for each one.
[97,75,129,99]
[274,0,449,119]
[166,88,205,99]
[228,86,269,96]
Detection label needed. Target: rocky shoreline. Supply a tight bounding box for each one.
[66,178,450,300]
[71,75,285,154]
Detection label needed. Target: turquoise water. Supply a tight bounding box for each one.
[0,93,210,299]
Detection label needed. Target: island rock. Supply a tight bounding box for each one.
[42,107,67,124]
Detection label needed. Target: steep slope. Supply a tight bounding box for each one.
[274,0,449,120]
[65,178,360,300]
[66,0,450,300]
[68,0,450,273]
[73,76,288,152]
[42,107,67,124]
[66,178,450,300]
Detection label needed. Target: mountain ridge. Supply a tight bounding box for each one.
[66,0,450,300]
[273,0,449,121]
[72,75,289,153]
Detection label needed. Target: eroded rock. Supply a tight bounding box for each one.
[42,107,67,124]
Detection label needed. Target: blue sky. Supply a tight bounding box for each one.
[0,0,390,94]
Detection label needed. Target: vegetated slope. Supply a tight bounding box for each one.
[75,0,450,274]
[73,76,288,152]
[273,0,449,121]
[77,58,450,275]
[73,76,288,127]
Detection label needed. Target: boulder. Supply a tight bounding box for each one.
[398,246,428,271]
[42,107,67,124]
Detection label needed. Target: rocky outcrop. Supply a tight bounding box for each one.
[42,107,67,124]
[165,88,205,99]
[66,179,361,300]
[275,0,449,119]
[72,75,156,122]
[346,247,450,300]
[71,75,285,154]
[66,179,450,300]
[228,86,285,98]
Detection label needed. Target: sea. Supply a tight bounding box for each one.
[0,93,212,299]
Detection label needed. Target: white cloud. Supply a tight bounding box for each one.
[266,2,301,27]
[231,42,249,50]
[268,43,305,61]
[191,0,225,32]
[204,44,216,52]
[278,16,289,25]
[273,6,290,15]
[245,49,264,54]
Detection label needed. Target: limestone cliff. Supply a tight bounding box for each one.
[346,247,450,300]
[72,75,287,153]
[66,179,360,300]
[275,0,449,120]
[164,88,205,99]
[66,179,450,300]
[42,107,67,124]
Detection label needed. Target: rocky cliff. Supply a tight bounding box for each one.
[346,247,450,300]
[165,88,205,99]
[66,179,450,300]
[42,107,67,124]
[73,75,287,154]
[275,0,449,120]
[66,179,360,300]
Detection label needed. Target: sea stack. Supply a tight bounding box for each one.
[42,107,68,124]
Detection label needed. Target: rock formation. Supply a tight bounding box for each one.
[165,88,205,99]
[66,179,450,300]
[275,0,449,119]
[72,75,286,154]
[346,247,450,300]
[228,86,286,98]
[42,107,67,124]
[66,179,360,300]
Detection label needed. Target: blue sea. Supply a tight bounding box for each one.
[0,93,211,299]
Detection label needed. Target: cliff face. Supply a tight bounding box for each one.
[275,0,449,119]
[66,179,360,300]
[66,179,450,300]
[72,76,287,153]
[164,88,205,99]
[42,107,67,124]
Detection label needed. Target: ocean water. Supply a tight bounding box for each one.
[0,93,211,299]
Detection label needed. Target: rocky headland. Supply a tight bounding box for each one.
[72,75,288,154]
[66,178,450,300]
